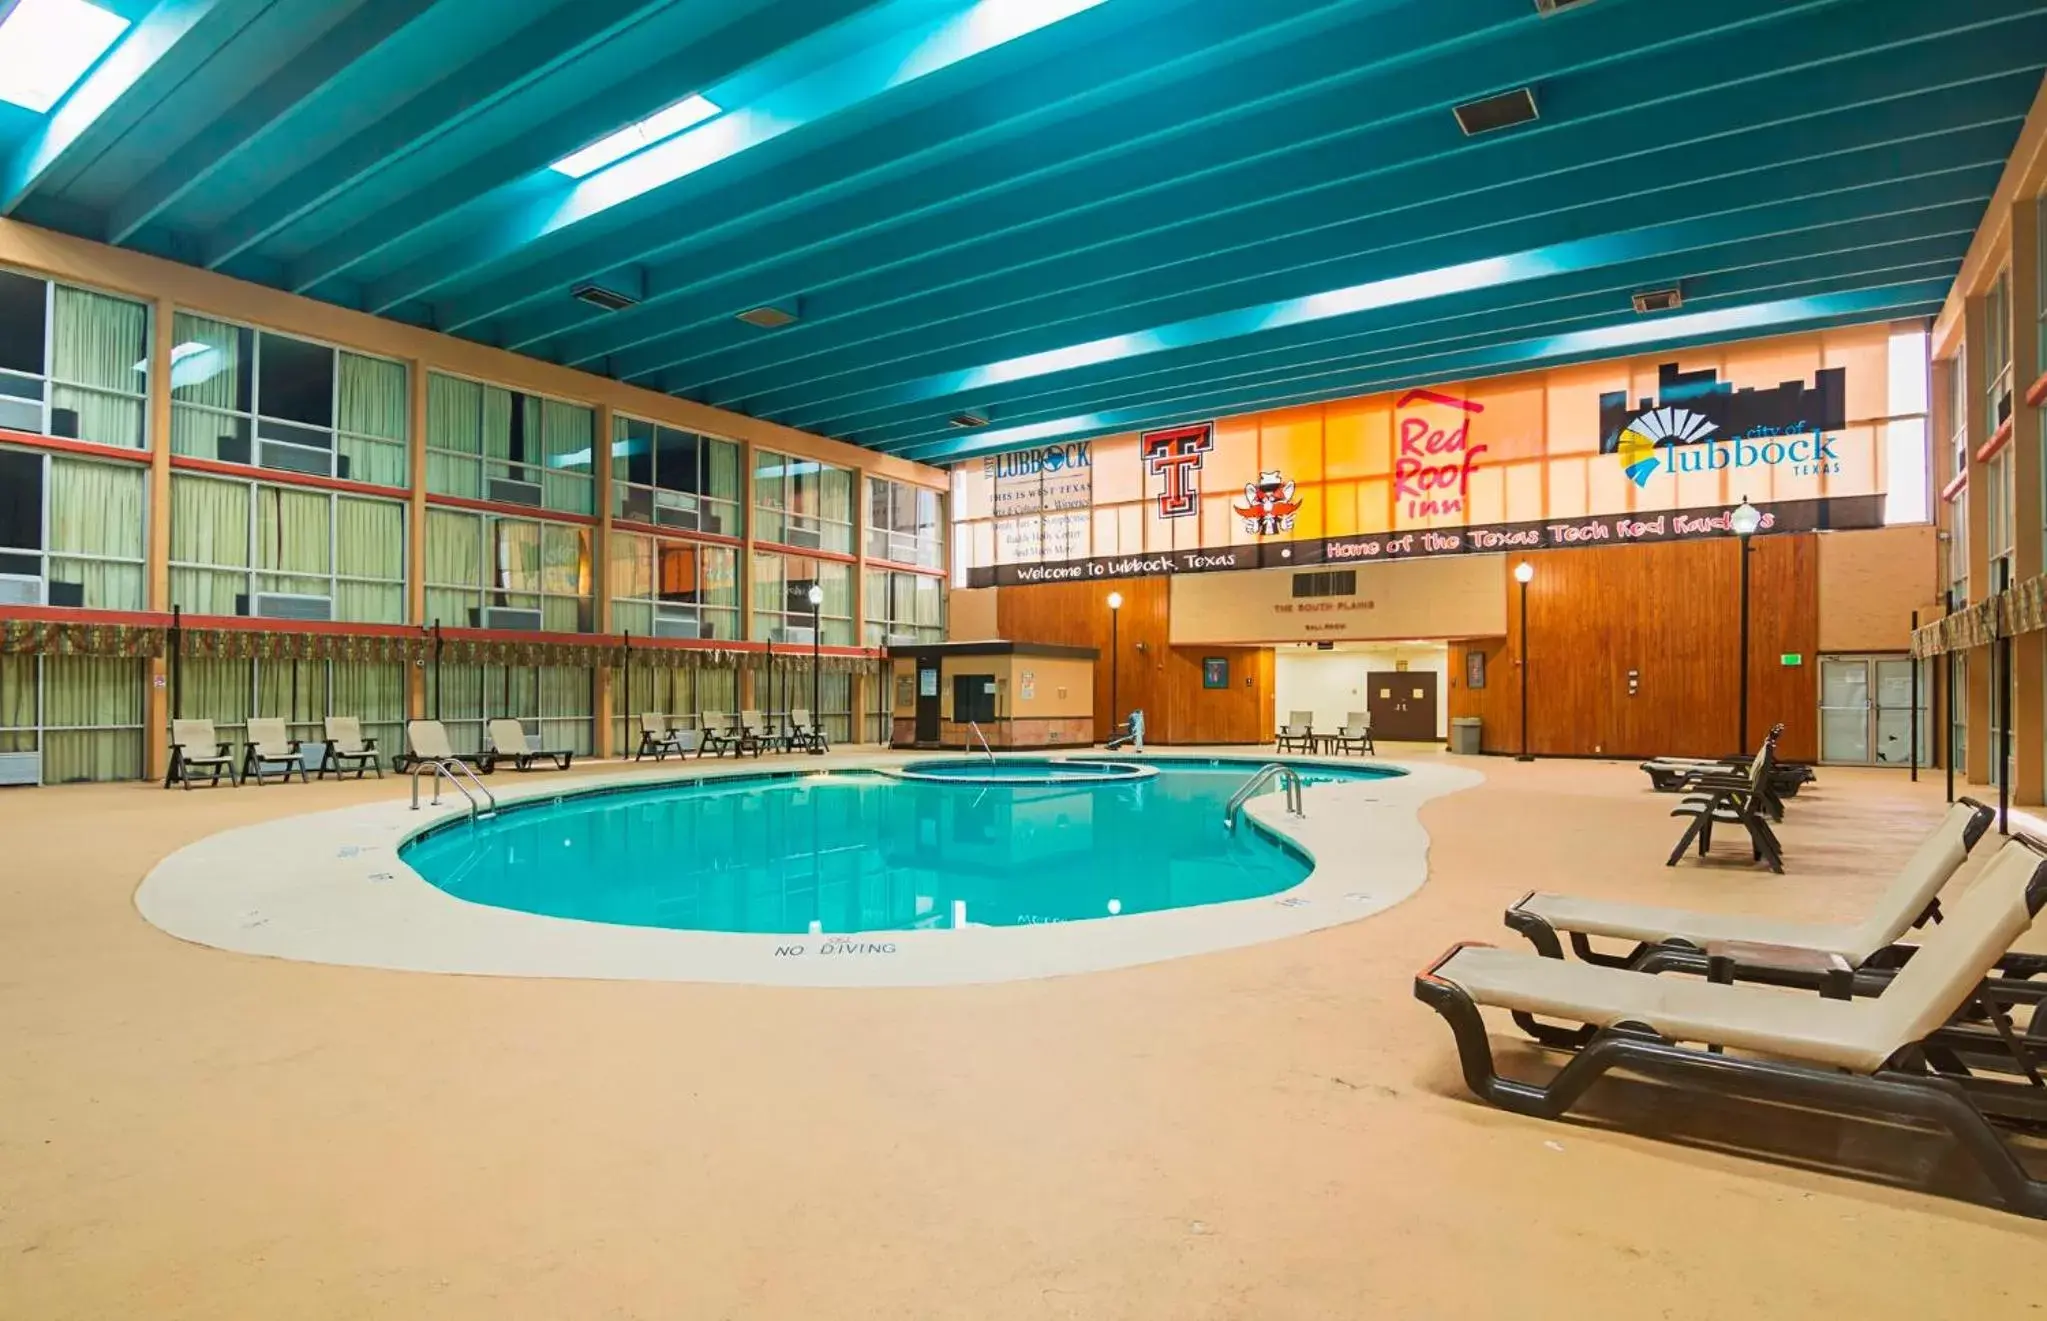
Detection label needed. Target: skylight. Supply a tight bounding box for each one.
[0,0,129,114]
[550,95,723,178]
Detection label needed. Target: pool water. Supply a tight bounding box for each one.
[400,760,1400,935]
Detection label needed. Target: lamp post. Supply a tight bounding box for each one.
[1514,561,1535,762]
[1106,590,1124,742]
[807,583,824,753]
[1730,496,1764,754]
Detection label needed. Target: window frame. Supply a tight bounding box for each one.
[750,550,854,645]
[0,267,151,452]
[753,448,854,555]
[861,567,944,646]
[0,444,149,610]
[167,471,407,623]
[607,527,741,642]
[423,507,594,634]
[864,475,944,568]
[424,368,596,515]
[609,413,743,538]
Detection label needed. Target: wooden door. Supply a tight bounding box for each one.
[1367,671,1439,742]
[914,660,941,743]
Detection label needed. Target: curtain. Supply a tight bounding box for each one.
[753,449,785,545]
[483,386,516,463]
[50,285,147,449]
[820,466,853,524]
[255,486,331,600]
[706,437,739,503]
[540,398,594,514]
[336,351,408,489]
[425,662,484,754]
[538,665,592,755]
[0,655,32,753]
[177,657,250,738]
[335,496,404,623]
[332,658,404,760]
[492,518,541,595]
[168,313,244,461]
[539,523,586,598]
[425,372,482,497]
[169,474,249,614]
[254,658,324,740]
[41,656,143,782]
[609,530,652,604]
[46,458,146,609]
[425,508,480,627]
[697,665,737,718]
[911,573,943,636]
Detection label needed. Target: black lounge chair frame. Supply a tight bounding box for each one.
[1414,883,2047,1218]
[164,738,237,789]
[635,725,685,761]
[242,741,310,785]
[1667,749,1784,872]
[317,739,383,780]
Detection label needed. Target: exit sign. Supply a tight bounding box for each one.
[1780,653,1804,666]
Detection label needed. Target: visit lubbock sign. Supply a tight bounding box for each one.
[1394,389,1486,520]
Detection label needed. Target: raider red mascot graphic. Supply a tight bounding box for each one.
[1232,469,1301,536]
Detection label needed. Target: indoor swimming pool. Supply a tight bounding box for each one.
[399,759,1402,935]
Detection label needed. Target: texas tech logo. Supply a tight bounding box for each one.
[1142,423,1215,519]
[1233,469,1301,536]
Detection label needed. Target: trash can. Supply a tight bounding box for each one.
[1449,716,1483,755]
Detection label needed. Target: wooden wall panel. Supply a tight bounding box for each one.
[1161,646,1273,745]
[1444,535,1820,761]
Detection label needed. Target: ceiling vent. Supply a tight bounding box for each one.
[1631,286,1684,314]
[1533,0,1596,14]
[736,300,800,329]
[1453,87,1538,137]
[948,409,990,429]
[571,282,638,312]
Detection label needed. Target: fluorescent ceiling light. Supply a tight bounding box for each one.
[0,0,130,114]
[550,95,722,178]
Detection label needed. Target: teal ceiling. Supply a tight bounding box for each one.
[5,0,2041,464]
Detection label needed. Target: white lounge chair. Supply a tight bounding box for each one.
[240,717,309,785]
[318,716,383,779]
[1416,835,2047,1216]
[787,707,828,754]
[1334,711,1374,756]
[164,718,237,789]
[486,719,574,772]
[1276,710,1316,753]
[634,712,685,762]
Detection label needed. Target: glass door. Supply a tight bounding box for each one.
[1821,654,1932,767]
[1872,657,1930,766]
[1819,659,1871,764]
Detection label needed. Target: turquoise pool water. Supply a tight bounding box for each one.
[400,759,1400,935]
[895,758,1150,783]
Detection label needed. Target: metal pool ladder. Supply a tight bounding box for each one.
[969,720,995,764]
[1224,763,1304,830]
[410,756,498,820]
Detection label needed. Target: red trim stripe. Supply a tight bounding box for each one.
[607,515,743,548]
[1940,468,1969,503]
[2026,371,2047,409]
[425,492,600,525]
[1973,417,2015,464]
[0,429,152,464]
[753,539,857,564]
[866,556,947,578]
[172,454,407,499]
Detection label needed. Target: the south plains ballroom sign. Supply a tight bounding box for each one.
[951,324,1904,588]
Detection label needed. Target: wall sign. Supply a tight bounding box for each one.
[1466,649,1486,690]
[1202,657,1229,689]
[1141,422,1214,519]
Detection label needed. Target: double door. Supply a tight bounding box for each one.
[1367,671,1439,743]
[1819,655,1930,767]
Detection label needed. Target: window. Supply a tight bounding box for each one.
[754,449,853,553]
[168,473,404,622]
[1986,270,2013,438]
[865,476,943,568]
[610,415,741,535]
[426,372,593,514]
[862,568,943,645]
[1987,451,2012,588]
[425,508,591,632]
[750,552,852,644]
[1944,346,1967,606]
[0,654,145,783]
[424,663,594,758]
[608,660,740,753]
[607,529,739,640]
[0,269,147,450]
[173,656,405,771]
[0,446,145,608]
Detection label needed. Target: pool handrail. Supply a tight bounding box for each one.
[969,721,995,764]
[410,756,498,820]
[1224,763,1304,830]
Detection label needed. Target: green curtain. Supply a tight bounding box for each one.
[46,458,146,609]
[178,657,250,738]
[169,474,250,614]
[425,662,484,754]
[254,486,331,601]
[698,665,737,717]
[706,437,740,503]
[540,398,594,514]
[0,654,32,753]
[337,351,408,489]
[50,285,147,450]
[492,518,541,595]
[42,656,144,782]
[335,496,404,623]
[751,551,783,634]
[820,465,854,552]
[425,372,482,497]
[168,313,244,461]
[609,529,652,604]
[423,508,481,628]
[254,658,324,740]
[331,658,405,759]
[538,665,592,754]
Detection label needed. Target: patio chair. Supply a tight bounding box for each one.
[401,719,487,774]
[164,718,238,789]
[1666,742,1783,872]
[318,716,383,780]
[696,713,738,759]
[1641,723,1814,799]
[239,717,310,785]
[1414,834,2047,1217]
[635,713,688,761]
[1334,711,1374,756]
[787,707,829,754]
[734,710,768,759]
[1276,710,1317,753]
[486,719,574,772]
[1503,799,2001,1021]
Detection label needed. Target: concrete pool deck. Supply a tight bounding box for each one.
[135,751,1479,986]
[4,748,2045,1318]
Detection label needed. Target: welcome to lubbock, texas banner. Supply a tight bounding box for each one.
[949,324,1901,587]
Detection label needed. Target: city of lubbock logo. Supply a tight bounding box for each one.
[1616,406,1718,487]
[1232,470,1301,536]
[1142,422,1215,519]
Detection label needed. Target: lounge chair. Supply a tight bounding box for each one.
[1415,835,2047,1217]
[787,707,828,754]
[696,714,738,758]
[486,719,574,772]
[240,717,310,785]
[1642,723,1814,798]
[317,716,383,780]
[164,718,238,789]
[1506,799,1997,1001]
[1334,711,1374,756]
[734,710,768,759]
[400,719,486,775]
[1276,710,1316,753]
[1667,743,1783,872]
[634,713,687,762]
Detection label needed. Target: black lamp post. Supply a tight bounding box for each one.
[1730,496,1763,753]
[1107,590,1123,742]
[807,582,824,753]
[1514,561,1534,761]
